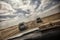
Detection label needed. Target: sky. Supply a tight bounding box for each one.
[0,0,60,22]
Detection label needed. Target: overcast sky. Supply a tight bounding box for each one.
[0,0,60,22]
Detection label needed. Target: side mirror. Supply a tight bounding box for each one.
[36,17,42,23]
[19,22,28,31]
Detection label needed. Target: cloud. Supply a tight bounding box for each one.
[0,0,60,22]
